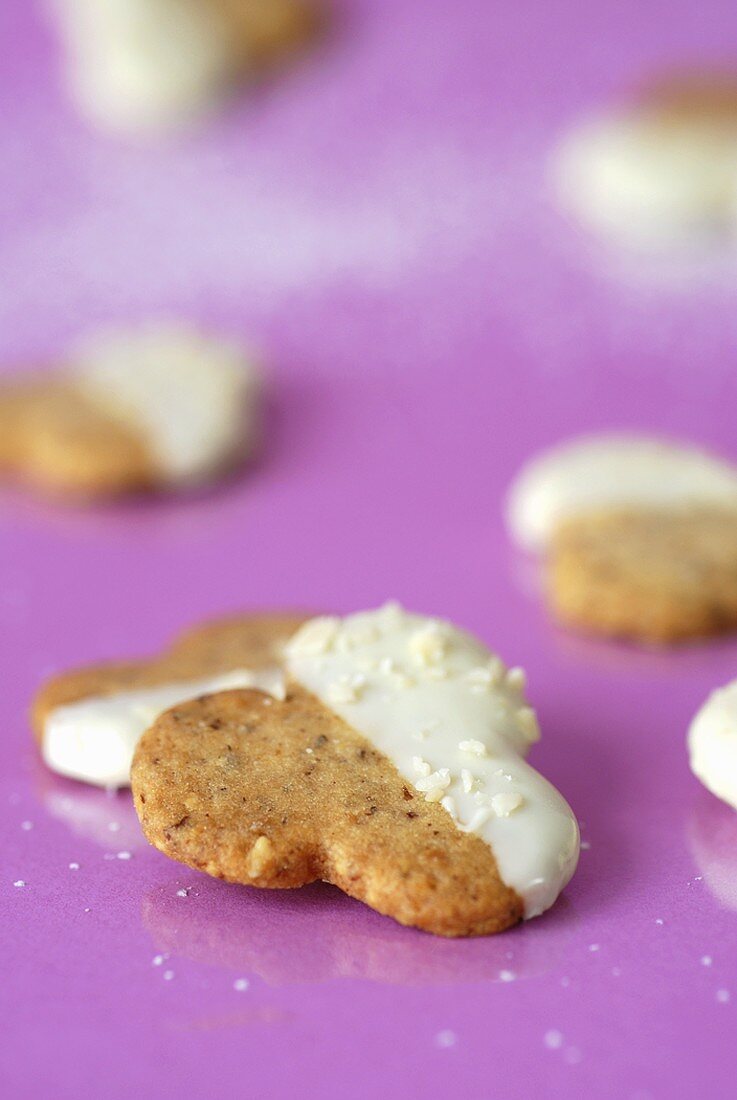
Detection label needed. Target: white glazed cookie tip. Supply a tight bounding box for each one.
[285,604,580,919]
[553,106,737,250]
[53,0,237,132]
[72,322,261,486]
[43,667,285,788]
[506,433,737,552]
[689,680,737,810]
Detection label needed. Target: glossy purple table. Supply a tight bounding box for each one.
[3,1,737,1096]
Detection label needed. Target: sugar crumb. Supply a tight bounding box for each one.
[234,978,250,992]
[544,1029,564,1050]
[435,1029,457,1049]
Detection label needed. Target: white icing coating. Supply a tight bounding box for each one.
[43,667,285,788]
[506,434,737,552]
[284,604,579,919]
[554,109,737,250]
[72,323,261,485]
[688,680,737,810]
[52,0,236,132]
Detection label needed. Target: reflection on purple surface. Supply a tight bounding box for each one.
[142,878,576,987]
[688,790,737,911]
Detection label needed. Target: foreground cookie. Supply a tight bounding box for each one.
[53,0,323,133]
[689,680,737,810]
[132,604,579,937]
[0,323,260,500]
[507,434,737,644]
[33,613,303,787]
[554,71,737,251]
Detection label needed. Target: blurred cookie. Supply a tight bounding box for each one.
[507,434,737,643]
[554,71,737,251]
[53,0,324,133]
[33,612,303,787]
[689,679,737,810]
[550,507,737,644]
[132,604,579,936]
[0,322,261,500]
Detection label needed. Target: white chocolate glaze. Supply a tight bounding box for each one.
[285,604,579,919]
[554,109,737,250]
[507,434,737,552]
[72,323,261,486]
[689,680,737,810]
[52,0,235,132]
[43,667,285,788]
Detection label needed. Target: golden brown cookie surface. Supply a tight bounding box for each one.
[0,374,154,499]
[212,0,325,72]
[131,684,523,937]
[549,507,737,644]
[32,612,306,743]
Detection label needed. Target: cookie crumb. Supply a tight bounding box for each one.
[247,835,274,877]
[491,792,523,817]
[459,739,487,757]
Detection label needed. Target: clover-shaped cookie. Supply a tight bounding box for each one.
[507,434,737,644]
[131,605,579,937]
[555,70,737,251]
[0,323,260,500]
[54,0,324,133]
[33,612,304,787]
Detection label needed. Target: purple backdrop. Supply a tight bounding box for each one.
[2,1,737,1097]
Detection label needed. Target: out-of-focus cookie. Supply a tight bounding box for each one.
[506,434,737,644]
[507,434,737,554]
[689,679,737,810]
[553,71,737,251]
[53,0,324,133]
[550,507,737,644]
[132,604,579,937]
[0,322,261,500]
[33,612,304,787]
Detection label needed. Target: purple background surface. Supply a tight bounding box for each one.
[3,1,737,1097]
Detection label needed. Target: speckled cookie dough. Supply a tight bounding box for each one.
[507,434,737,644]
[33,613,305,787]
[550,507,737,644]
[0,322,261,500]
[131,604,579,937]
[52,0,324,133]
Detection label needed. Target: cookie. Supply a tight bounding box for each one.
[0,323,261,500]
[131,604,579,937]
[553,71,737,251]
[507,434,737,644]
[549,507,737,644]
[53,0,323,133]
[688,679,737,810]
[506,434,737,553]
[33,612,305,787]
